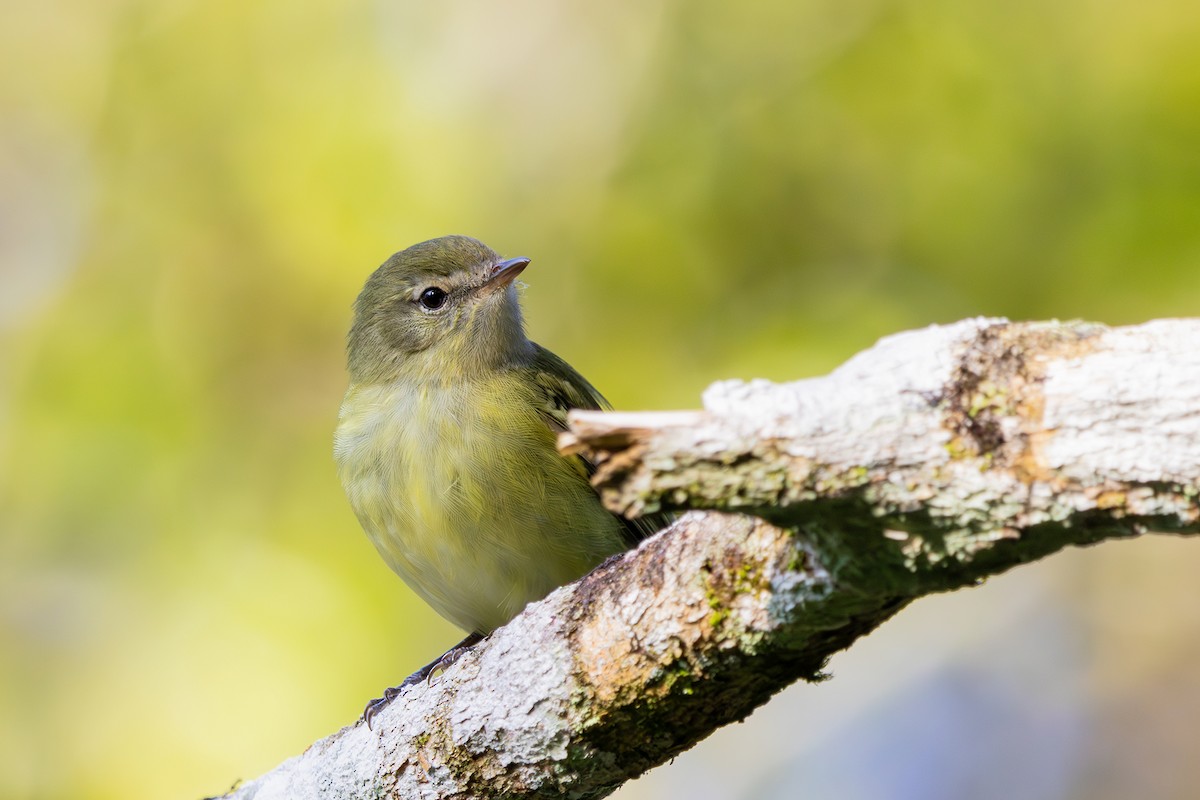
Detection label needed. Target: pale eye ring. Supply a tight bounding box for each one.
[418,287,447,310]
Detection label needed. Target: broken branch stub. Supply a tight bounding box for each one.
[562,318,1200,595]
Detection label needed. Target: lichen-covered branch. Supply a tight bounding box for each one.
[218,318,1200,800]
[564,318,1200,593]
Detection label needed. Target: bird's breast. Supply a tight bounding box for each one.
[334,377,624,633]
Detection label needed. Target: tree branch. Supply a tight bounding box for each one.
[218,318,1200,800]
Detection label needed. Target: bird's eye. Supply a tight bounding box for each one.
[418,287,448,310]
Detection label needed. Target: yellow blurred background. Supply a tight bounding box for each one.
[3,1,1200,798]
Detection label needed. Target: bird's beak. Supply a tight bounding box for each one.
[483,257,531,292]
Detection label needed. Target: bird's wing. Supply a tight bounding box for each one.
[527,343,671,546]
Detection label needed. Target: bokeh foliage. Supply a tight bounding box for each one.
[2,1,1200,798]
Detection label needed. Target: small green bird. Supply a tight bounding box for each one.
[335,235,664,722]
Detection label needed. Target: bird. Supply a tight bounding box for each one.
[334,235,667,725]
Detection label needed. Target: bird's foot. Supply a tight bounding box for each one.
[361,632,484,729]
[361,673,423,730]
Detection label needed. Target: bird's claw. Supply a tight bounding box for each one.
[362,674,423,730]
[361,633,484,729]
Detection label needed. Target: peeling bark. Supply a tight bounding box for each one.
[217,318,1200,800]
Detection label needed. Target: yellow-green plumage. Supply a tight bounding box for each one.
[335,236,650,637]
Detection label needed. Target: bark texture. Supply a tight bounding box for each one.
[218,318,1200,800]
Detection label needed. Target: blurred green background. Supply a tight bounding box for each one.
[3,1,1200,798]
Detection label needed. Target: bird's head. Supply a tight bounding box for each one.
[347,235,532,383]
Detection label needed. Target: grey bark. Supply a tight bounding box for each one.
[217,318,1200,800]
